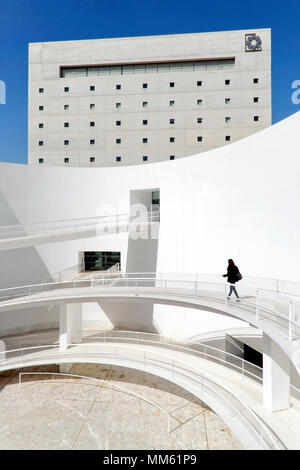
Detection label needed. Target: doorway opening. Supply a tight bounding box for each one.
[82,251,121,272]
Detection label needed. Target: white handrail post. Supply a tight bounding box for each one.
[256,290,260,321]
[242,359,244,378]
[289,301,294,342]
[167,414,170,434]
[19,373,22,392]
[194,280,197,296]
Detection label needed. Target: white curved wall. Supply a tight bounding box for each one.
[1,110,300,335]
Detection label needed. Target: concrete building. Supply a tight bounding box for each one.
[28,29,271,167]
[2,28,300,451]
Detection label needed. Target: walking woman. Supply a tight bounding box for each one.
[222,259,241,301]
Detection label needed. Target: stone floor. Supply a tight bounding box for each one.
[0,362,243,450]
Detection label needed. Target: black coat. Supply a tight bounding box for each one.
[224,265,239,284]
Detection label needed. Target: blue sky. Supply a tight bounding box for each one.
[0,0,300,164]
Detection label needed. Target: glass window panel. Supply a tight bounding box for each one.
[98,67,110,76]
[145,63,157,73]
[181,62,193,71]
[122,65,134,74]
[110,65,122,75]
[134,64,146,74]
[169,62,181,71]
[193,61,206,70]
[157,63,169,72]
[87,67,99,76]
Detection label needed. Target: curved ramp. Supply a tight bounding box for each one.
[0,341,288,450]
[0,278,299,372]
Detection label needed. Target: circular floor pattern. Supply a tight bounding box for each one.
[0,363,242,450]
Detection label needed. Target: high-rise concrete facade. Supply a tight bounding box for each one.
[28,29,271,167]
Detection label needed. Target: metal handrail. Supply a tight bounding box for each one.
[86,331,263,383]
[1,332,299,400]
[18,371,178,434]
[0,210,160,239]
[0,275,299,342]
[0,342,284,449]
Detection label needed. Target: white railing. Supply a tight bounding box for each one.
[44,262,122,284]
[3,328,299,402]
[83,330,263,384]
[18,371,177,434]
[0,275,299,342]
[0,343,284,449]
[0,210,160,240]
[106,263,121,273]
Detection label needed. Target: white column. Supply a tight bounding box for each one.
[68,303,82,343]
[59,363,72,374]
[59,303,69,351]
[263,333,290,411]
[0,340,6,363]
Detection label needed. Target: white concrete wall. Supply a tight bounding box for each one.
[1,110,300,337]
[28,29,271,167]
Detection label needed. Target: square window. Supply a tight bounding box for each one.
[170,137,175,142]
[90,121,95,127]
[143,138,148,143]
[143,83,148,89]
[225,79,230,85]
[116,121,121,126]
[225,116,231,122]
[64,105,69,110]
[253,78,259,84]
[254,115,259,121]
[64,122,69,127]
[38,141,43,146]
[169,119,175,124]
[197,99,202,105]
[170,82,175,87]
[225,98,231,104]
[116,102,121,108]
[170,155,175,160]
[197,118,203,123]
[116,138,121,144]
[142,101,148,107]
[143,120,148,125]
[90,85,95,91]
[116,84,121,90]
[64,140,69,145]
[116,156,121,162]
[197,81,202,86]
[90,139,95,144]
[39,88,44,93]
[38,158,44,164]
[169,101,175,106]
[64,158,69,163]
[39,123,44,128]
[225,135,231,141]
[64,87,69,92]
[90,104,95,109]
[143,156,148,161]
[197,136,203,142]
[39,105,44,111]
[253,97,259,102]
[90,157,95,163]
